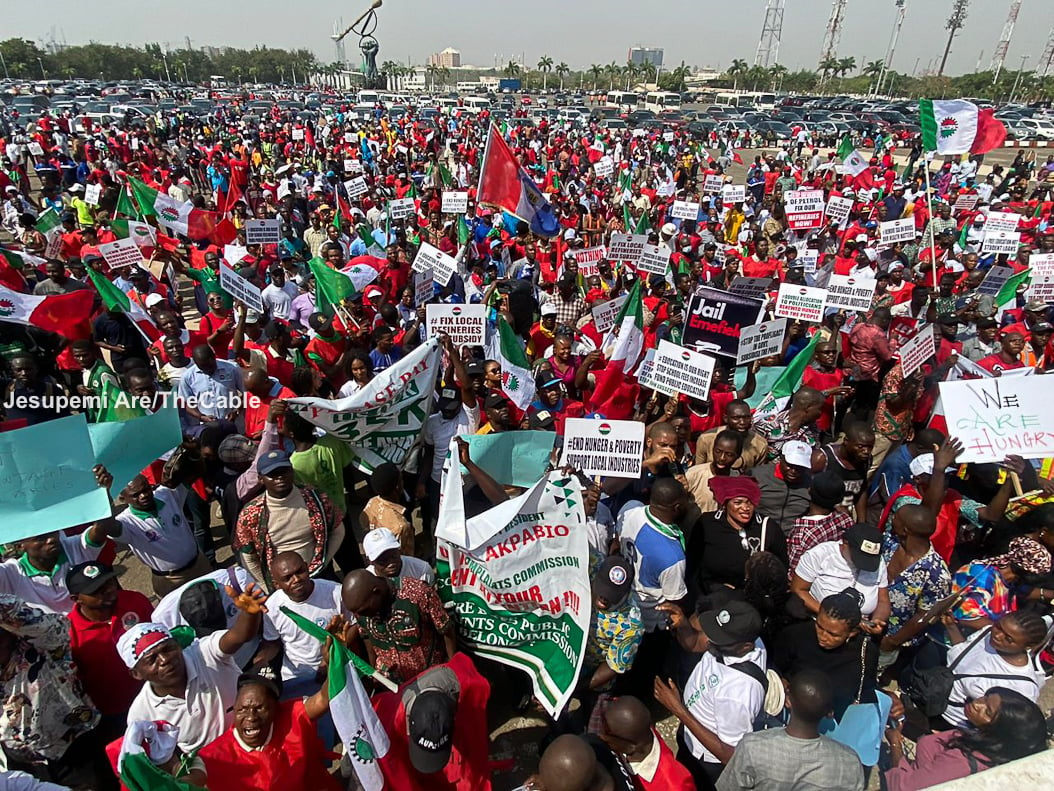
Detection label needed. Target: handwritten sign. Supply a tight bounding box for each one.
[729,276,774,302]
[441,191,468,213]
[977,265,1015,296]
[825,274,876,312]
[722,184,746,204]
[84,184,102,206]
[98,238,143,270]
[560,418,645,480]
[245,218,281,245]
[703,174,724,194]
[388,197,416,220]
[880,218,915,245]
[414,268,434,306]
[981,231,1021,256]
[637,243,671,276]
[670,200,700,220]
[608,234,648,262]
[570,246,606,277]
[219,263,264,313]
[737,318,787,365]
[825,195,854,225]
[345,177,368,198]
[426,304,486,348]
[774,283,828,323]
[939,376,1054,463]
[898,324,936,377]
[591,295,627,334]
[412,242,458,286]
[785,189,826,231]
[643,340,716,401]
[984,211,1020,233]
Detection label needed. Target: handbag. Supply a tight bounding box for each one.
[818,636,891,767]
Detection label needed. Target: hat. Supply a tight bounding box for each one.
[781,440,813,469]
[144,292,165,308]
[244,309,262,324]
[527,409,556,431]
[844,523,883,573]
[484,390,512,410]
[436,387,461,411]
[708,475,762,506]
[1031,321,1053,334]
[982,536,1052,576]
[540,303,558,317]
[218,434,257,465]
[661,222,677,237]
[257,449,292,476]
[364,284,385,301]
[69,183,84,193]
[66,561,118,596]
[909,453,935,477]
[179,580,227,636]
[363,528,401,562]
[407,689,456,774]
[1024,298,1048,312]
[698,601,762,648]
[116,623,174,669]
[810,471,847,510]
[887,261,905,272]
[593,555,633,606]
[936,313,960,326]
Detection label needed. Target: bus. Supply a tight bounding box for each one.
[357,89,380,105]
[462,96,491,114]
[606,91,639,113]
[715,91,778,111]
[644,91,682,113]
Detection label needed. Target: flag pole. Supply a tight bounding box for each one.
[923,156,938,291]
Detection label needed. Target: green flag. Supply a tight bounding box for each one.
[994,268,1032,308]
[307,256,356,317]
[636,213,651,234]
[97,378,147,422]
[34,207,61,236]
[457,216,471,246]
[622,203,634,232]
[757,331,822,414]
[115,186,141,219]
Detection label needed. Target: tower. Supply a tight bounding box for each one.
[990,0,1022,82]
[755,0,787,68]
[878,0,907,96]
[331,17,348,66]
[938,0,969,76]
[818,0,849,83]
[1041,26,1054,77]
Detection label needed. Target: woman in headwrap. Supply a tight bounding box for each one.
[685,475,788,595]
[950,536,1053,629]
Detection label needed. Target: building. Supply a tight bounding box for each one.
[428,48,461,68]
[628,47,663,68]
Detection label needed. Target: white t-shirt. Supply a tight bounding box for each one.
[126,630,240,753]
[262,281,299,320]
[941,628,1046,727]
[795,540,887,617]
[262,579,347,681]
[420,404,480,482]
[367,555,436,584]
[0,532,102,614]
[682,640,768,763]
[114,485,200,572]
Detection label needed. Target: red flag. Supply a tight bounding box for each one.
[970,109,1008,155]
[732,151,744,165]
[587,361,640,420]
[223,178,243,214]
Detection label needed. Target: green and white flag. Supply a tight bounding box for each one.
[602,278,645,373]
[436,469,590,718]
[486,316,535,411]
[118,721,198,791]
[836,135,869,177]
[919,99,978,155]
[307,256,357,317]
[280,607,391,791]
[0,247,45,271]
[755,330,822,416]
[34,207,62,237]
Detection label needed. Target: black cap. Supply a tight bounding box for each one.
[436,387,460,410]
[844,523,883,573]
[593,555,633,607]
[697,601,762,647]
[465,361,485,377]
[407,689,456,774]
[66,561,118,595]
[179,580,227,637]
[483,390,512,410]
[810,471,847,510]
[936,313,959,326]
[527,408,556,431]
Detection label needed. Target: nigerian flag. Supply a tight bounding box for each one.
[86,268,160,341]
[756,330,822,416]
[307,256,356,317]
[457,216,472,246]
[487,316,535,410]
[281,607,390,791]
[0,247,45,271]
[995,268,1032,308]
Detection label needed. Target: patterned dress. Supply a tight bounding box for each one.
[881,535,951,647]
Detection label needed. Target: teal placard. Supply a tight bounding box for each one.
[458,431,558,488]
[88,406,183,493]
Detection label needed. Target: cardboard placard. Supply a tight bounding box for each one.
[560,418,645,479]
[825,274,877,312]
[670,200,700,220]
[939,376,1054,463]
[721,184,746,204]
[244,218,281,245]
[683,286,767,359]
[981,231,1021,256]
[291,128,305,141]
[412,242,459,286]
[976,265,1015,296]
[737,318,788,365]
[785,189,826,231]
[825,195,854,225]
[953,194,980,213]
[388,197,416,220]
[345,177,368,198]
[607,234,648,262]
[84,184,102,206]
[898,324,936,378]
[880,218,915,245]
[426,304,486,348]
[774,283,828,323]
[591,295,627,334]
[219,263,264,313]
[27,141,45,157]
[98,238,143,270]
[637,244,671,276]
[643,340,717,401]
[441,191,469,213]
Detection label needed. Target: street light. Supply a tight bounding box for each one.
[37,57,47,79]
[1008,55,1029,104]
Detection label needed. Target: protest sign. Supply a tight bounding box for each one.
[880,218,915,245]
[774,283,828,322]
[703,174,724,194]
[797,249,819,274]
[825,274,877,312]
[637,243,671,276]
[27,141,45,157]
[88,406,182,493]
[244,218,281,245]
[683,286,766,359]
[130,138,140,152]
[1026,253,1054,303]
[414,268,434,306]
[458,431,557,488]
[938,376,1054,463]
[84,184,102,206]
[343,158,356,172]
[645,340,717,401]
[670,200,700,220]
[722,184,746,204]
[219,263,264,313]
[662,130,675,142]
[729,276,774,302]
[388,197,416,220]
[291,128,304,141]
[593,157,614,179]
[825,195,854,225]
[785,190,826,231]
[426,304,486,348]
[607,234,648,262]
[560,419,645,479]
[737,318,788,365]
[441,191,469,213]
[436,471,590,717]
[345,177,368,198]
[591,295,627,334]
[981,231,1021,256]
[98,238,143,270]
[0,415,113,541]
[984,211,1020,233]
[976,265,1015,296]
[953,194,980,213]
[289,339,442,472]
[571,246,606,277]
[898,324,936,378]
[635,348,655,384]
[412,241,458,286]
[344,131,356,143]
[223,244,248,267]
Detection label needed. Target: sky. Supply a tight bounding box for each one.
[9,0,1054,76]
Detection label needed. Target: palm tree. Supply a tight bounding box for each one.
[667,62,691,93]
[768,63,787,90]
[728,58,748,91]
[503,60,521,78]
[537,55,553,91]
[836,56,856,80]
[818,56,840,82]
[439,66,450,89]
[588,64,603,91]
[426,63,440,92]
[605,61,620,91]
[556,62,570,90]
[862,59,884,79]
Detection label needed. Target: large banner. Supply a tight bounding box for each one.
[938,376,1054,463]
[683,286,766,359]
[289,339,441,472]
[436,469,590,718]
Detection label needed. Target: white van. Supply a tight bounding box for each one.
[462,96,490,115]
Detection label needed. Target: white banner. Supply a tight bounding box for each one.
[722,185,746,204]
[1026,253,1054,303]
[737,318,787,365]
[880,218,915,245]
[774,283,828,323]
[981,231,1021,256]
[825,274,877,312]
[591,295,627,334]
[345,177,368,198]
[825,196,854,225]
[388,197,416,220]
[729,276,774,301]
[703,174,724,194]
[593,157,615,179]
[670,200,700,220]
[984,211,1020,233]
[570,246,606,277]
[785,189,826,231]
[608,234,648,262]
[977,265,1015,296]
[414,268,434,307]
[84,184,102,206]
[560,418,645,479]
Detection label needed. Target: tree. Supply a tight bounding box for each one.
[836,56,857,79]
[0,38,47,78]
[728,58,748,91]
[426,64,440,92]
[556,62,570,90]
[862,59,884,79]
[503,60,521,78]
[768,64,787,90]
[588,64,603,91]
[605,61,620,90]
[819,56,841,85]
[537,55,553,90]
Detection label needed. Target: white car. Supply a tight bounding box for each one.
[1016,118,1054,141]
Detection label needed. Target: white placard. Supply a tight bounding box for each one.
[938,376,1054,463]
[441,191,469,213]
[663,131,675,142]
[593,157,615,179]
[737,318,788,365]
[721,185,746,204]
[84,184,102,206]
[729,276,774,301]
[224,244,248,266]
[344,131,356,143]
[1026,253,1054,303]
[785,189,826,231]
[129,137,140,151]
[880,218,916,245]
[825,196,854,225]
[219,263,264,313]
[797,250,819,274]
[591,295,627,334]
[343,158,356,172]
[98,238,143,270]
[27,142,45,156]
[414,268,434,306]
[953,194,980,213]
[976,265,1015,296]
[388,197,416,220]
[774,283,828,323]
[608,234,648,262]
[426,304,486,348]
[981,231,1021,256]
[291,128,305,141]
[244,218,281,245]
[670,200,700,220]
[984,211,1020,233]
[825,274,877,312]
[570,246,607,277]
[898,324,936,378]
[344,177,368,199]
[412,242,459,286]
[703,174,724,194]
[560,418,645,480]
[637,243,671,276]
[643,340,717,401]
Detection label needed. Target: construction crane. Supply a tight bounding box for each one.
[938,0,969,77]
[990,0,1022,82]
[818,0,848,85]
[754,0,786,68]
[1038,25,1054,78]
[877,0,907,97]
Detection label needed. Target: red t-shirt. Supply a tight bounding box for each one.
[684,390,736,434]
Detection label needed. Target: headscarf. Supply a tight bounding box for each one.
[708,475,762,507]
[982,536,1052,576]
